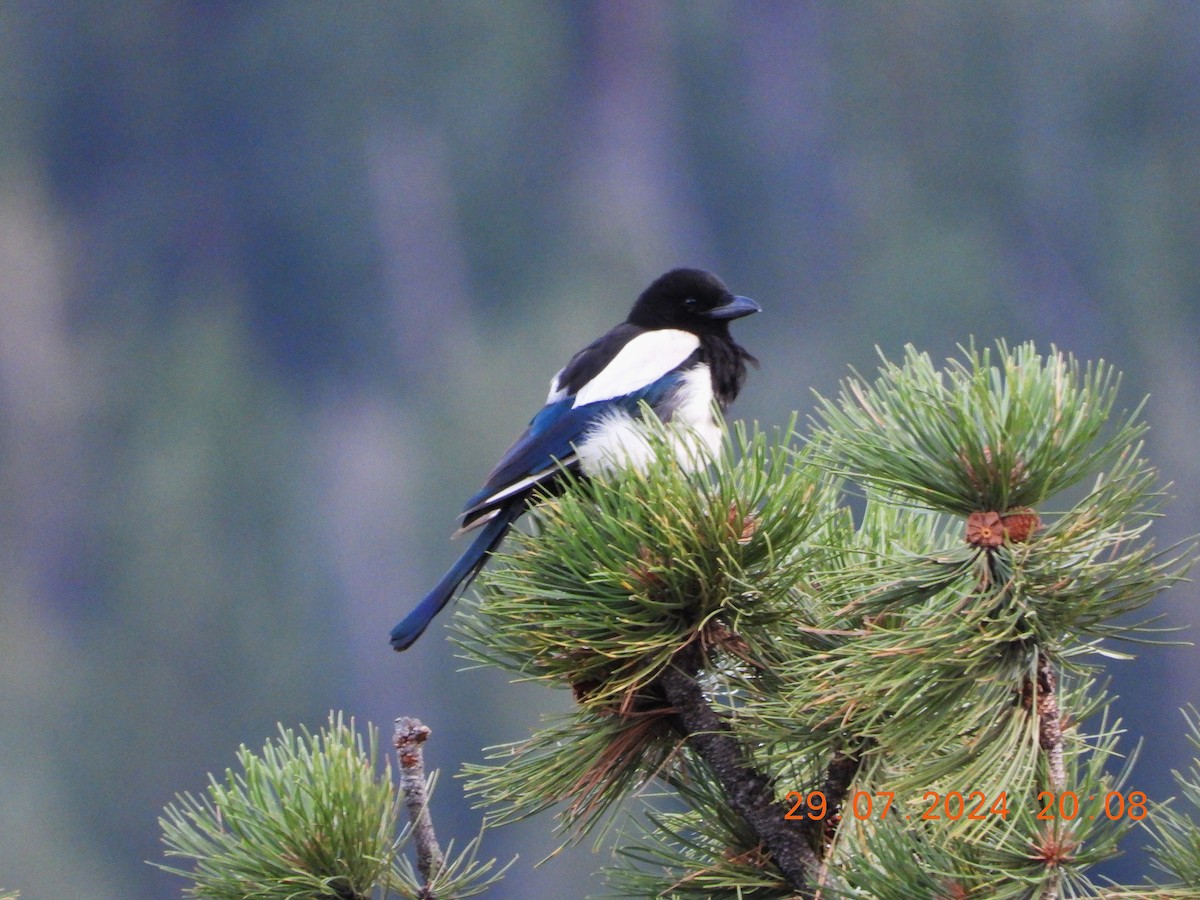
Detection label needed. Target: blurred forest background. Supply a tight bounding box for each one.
[1,3,1198,897]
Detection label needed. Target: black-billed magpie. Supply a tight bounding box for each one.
[390,268,760,651]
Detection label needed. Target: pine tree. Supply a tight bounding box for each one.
[458,341,1199,898]
[156,342,1200,898]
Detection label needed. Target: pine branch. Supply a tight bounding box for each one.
[818,749,863,838]
[1032,653,1068,900]
[657,640,820,896]
[394,717,444,895]
[1036,654,1066,793]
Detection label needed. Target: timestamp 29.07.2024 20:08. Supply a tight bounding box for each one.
[783,790,1150,823]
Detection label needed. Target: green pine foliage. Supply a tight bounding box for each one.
[155,713,508,899]
[157,715,401,899]
[457,417,845,837]
[1148,708,1200,888]
[155,341,1199,898]
[809,341,1145,514]
[458,415,840,706]
[455,341,1198,897]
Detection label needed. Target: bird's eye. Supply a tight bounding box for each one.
[684,297,698,309]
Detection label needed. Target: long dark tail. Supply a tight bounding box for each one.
[390,506,520,651]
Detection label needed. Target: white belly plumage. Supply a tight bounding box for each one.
[575,365,721,476]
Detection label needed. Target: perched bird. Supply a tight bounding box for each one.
[390,268,760,651]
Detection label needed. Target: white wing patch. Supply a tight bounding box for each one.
[571,329,700,407]
[456,451,579,534]
[545,370,568,404]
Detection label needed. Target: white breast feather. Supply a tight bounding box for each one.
[576,364,720,476]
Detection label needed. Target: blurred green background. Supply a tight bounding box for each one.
[0,3,1197,897]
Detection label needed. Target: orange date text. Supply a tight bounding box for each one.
[782,790,1149,822]
[783,790,894,821]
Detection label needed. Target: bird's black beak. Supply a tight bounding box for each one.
[702,294,761,320]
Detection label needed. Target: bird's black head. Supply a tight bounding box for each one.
[627,268,761,333]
